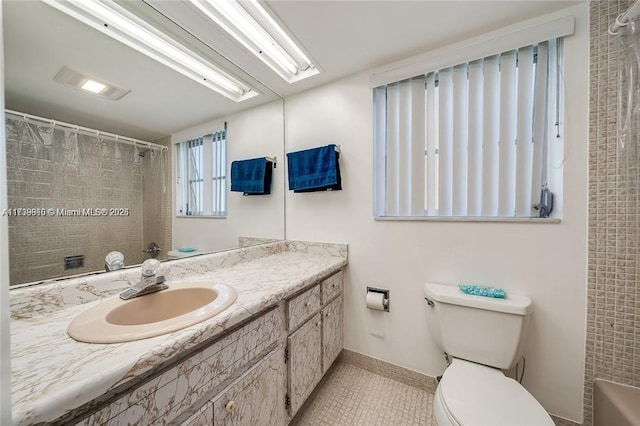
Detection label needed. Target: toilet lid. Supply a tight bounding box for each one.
[439,359,553,426]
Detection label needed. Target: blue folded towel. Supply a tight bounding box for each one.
[459,284,507,299]
[230,157,272,195]
[287,144,341,192]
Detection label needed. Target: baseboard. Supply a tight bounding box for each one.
[338,349,438,393]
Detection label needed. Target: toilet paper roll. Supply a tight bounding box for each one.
[366,292,386,311]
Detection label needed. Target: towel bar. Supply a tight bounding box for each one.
[266,156,277,168]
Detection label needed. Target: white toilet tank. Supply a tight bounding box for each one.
[424,282,533,370]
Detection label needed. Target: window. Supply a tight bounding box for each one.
[373,39,563,219]
[176,126,227,216]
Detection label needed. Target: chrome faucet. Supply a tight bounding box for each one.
[119,259,168,300]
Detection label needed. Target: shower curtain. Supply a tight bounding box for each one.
[615,16,640,229]
[616,18,640,151]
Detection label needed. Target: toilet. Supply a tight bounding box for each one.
[424,282,553,426]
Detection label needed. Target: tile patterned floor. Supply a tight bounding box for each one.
[290,361,436,426]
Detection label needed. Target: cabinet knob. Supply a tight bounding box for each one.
[305,302,312,308]
[326,312,332,318]
[332,283,337,288]
[316,321,321,327]
[225,400,236,413]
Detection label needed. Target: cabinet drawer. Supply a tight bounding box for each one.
[288,285,320,331]
[212,348,285,426]
[321,271,343,304]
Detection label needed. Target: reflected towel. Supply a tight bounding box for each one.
[287,144,341,192]
[230,157,273,195]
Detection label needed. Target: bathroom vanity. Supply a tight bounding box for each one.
[10,240,347,425]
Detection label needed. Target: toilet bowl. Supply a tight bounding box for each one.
[433,359,553,426]
[423,283,553,425]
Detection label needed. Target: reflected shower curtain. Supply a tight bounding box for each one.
[5,115,170,284]
[142,146,171,260]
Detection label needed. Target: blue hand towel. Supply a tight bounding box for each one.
[230,157,272,195]
[459,284,507,299]
[287,144,341,192]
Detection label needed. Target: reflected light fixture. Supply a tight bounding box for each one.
[53,66,131,100]
[189,0,319,83]
[42,0,258,102]
[81,80,107,94]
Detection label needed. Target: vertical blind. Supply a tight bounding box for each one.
[373,38,561,218]
[185,137,204,215]
[176,126,227,216]
[211,129,227,216]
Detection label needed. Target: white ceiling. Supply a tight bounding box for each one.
[4,0,583,141]
[241,0,584,97]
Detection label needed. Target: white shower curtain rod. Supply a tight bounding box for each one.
[609,0,640,35]
[4,109,167,151]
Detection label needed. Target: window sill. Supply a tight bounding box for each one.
[374,216,561,223]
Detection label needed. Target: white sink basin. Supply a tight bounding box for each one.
[67,282,237,343]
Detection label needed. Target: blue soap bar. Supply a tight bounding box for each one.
[178,247,197,253]
[459,284,506,299]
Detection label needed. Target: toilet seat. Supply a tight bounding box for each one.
[435,359,553,426]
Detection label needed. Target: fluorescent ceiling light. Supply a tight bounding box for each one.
[189,0,319,83]
[53,66,130,100]
[42,0,258,102]
[81,79,107,94]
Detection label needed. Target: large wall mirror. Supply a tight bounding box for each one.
[4,0,285,286]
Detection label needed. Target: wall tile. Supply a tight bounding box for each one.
[587,1,640,424]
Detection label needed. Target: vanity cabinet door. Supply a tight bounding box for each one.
[212,348,285,426]
[322,296,343,374]
[287,313,322,417]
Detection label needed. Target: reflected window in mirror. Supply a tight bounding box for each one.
[176,125,227,217]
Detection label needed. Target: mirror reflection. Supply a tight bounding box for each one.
[4,0,285,286]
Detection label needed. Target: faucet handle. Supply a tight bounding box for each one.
[105,251,124,272]
[141,259,160,277]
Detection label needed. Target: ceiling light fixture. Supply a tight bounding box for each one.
[189,0,319,83]
[42,0,258,102]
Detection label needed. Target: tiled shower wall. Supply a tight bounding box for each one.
[5,118,169,285]
[586,1,640,425]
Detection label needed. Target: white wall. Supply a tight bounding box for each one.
[284,3,588,422]
[172,100,285,252]
[0,2,11,422]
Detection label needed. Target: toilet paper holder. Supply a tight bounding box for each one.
[367,287,390,312]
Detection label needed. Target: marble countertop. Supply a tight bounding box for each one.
[11,241,347,425]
